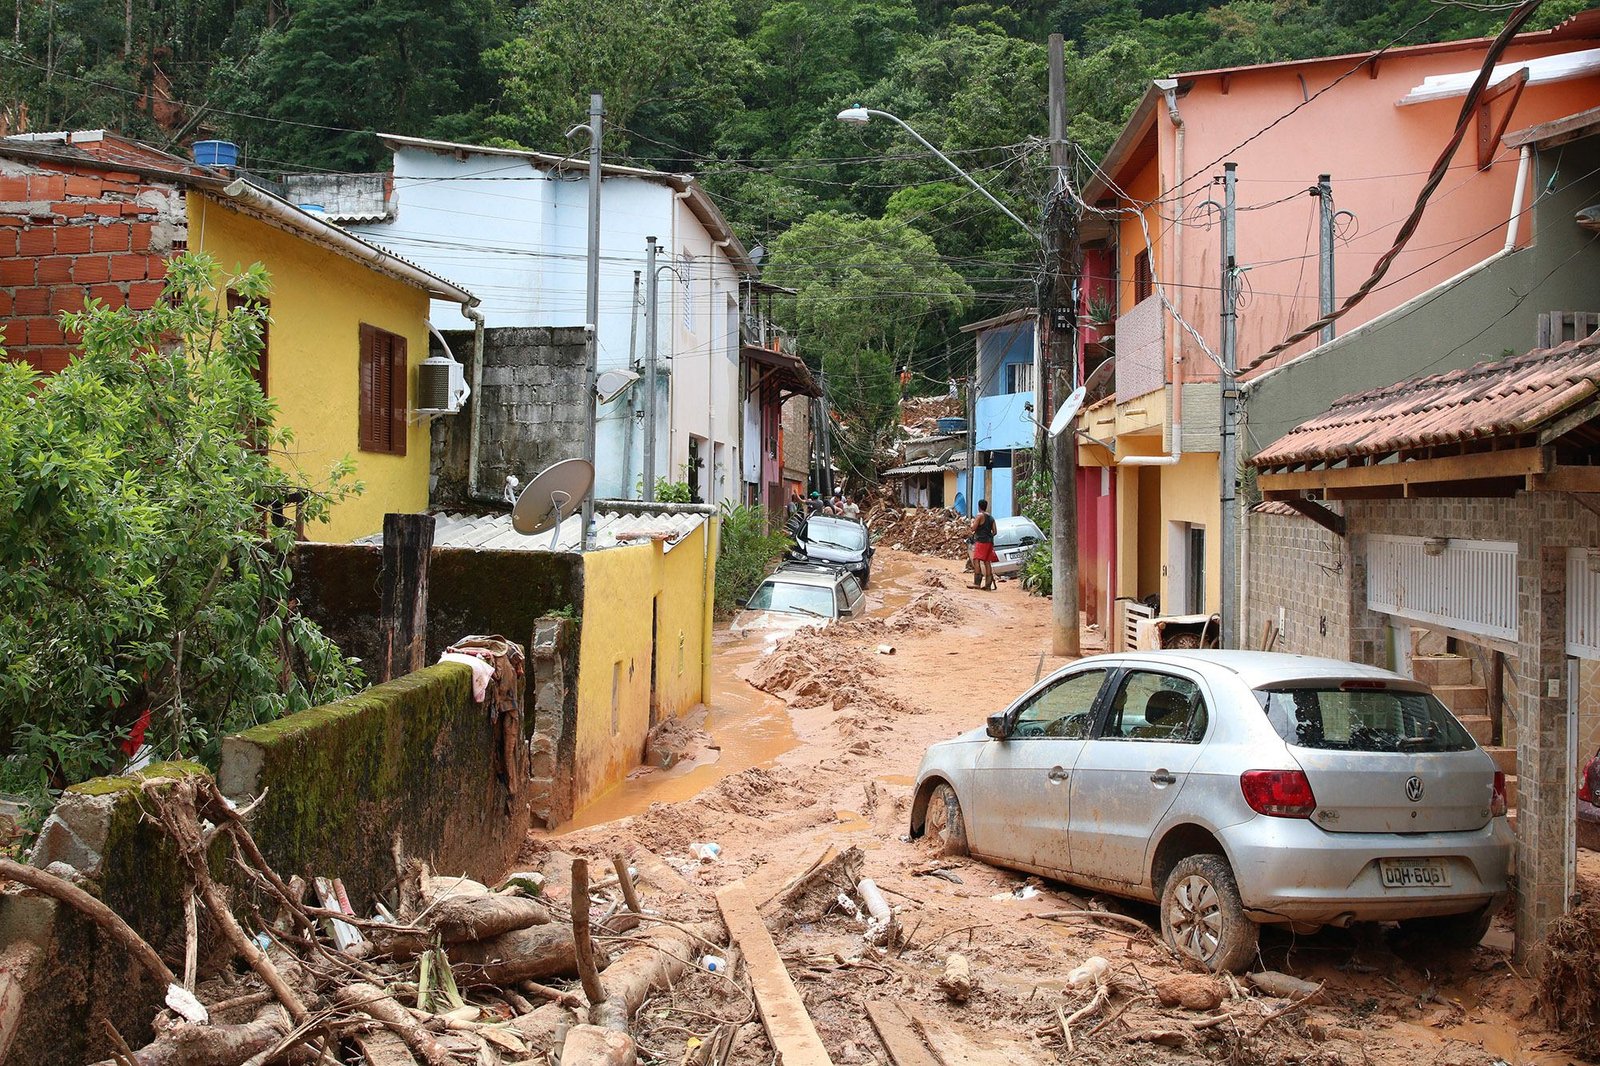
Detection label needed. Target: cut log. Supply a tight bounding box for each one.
[371,895,552,958]
[717,881,833,1065]
[937,953,972,1003]
[449,923,582,985]
[84,1012,288,1066]
[1247,971,1323,999]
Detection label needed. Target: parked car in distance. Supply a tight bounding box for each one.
[909,650,1513,972]
[991,515,1045,576]
[1579,747,1600,852]
[793,515,873,588]
[730,563,867,645]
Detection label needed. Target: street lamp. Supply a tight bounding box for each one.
[835,107,1037,239]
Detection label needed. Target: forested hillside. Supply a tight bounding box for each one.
[0,0,1581,462]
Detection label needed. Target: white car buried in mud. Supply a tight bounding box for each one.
[909,650,1513,972]
[730,564,867,647]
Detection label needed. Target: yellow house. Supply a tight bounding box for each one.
[188,181,479,541]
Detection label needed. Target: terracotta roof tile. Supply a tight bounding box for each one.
[1253,331,1600,468]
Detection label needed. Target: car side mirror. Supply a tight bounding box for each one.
[986,712,1010,740]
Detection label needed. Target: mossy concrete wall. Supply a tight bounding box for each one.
[219,659,529,909]
[0,763,211,1066]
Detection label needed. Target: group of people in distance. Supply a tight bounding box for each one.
[788,490,861,521]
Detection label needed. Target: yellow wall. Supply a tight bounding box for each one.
[189,195,434,541]
[1158,452,1222,614]
[572,517,717,811]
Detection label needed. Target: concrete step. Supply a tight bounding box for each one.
[1456,714,1494,746]
[1435,684,1488,714]
[1412,627,1448,656]
[1483,745,1518,775]
[1413,654,1474,687]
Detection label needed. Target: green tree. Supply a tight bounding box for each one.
[0,253,361,796]
[765,211,971,482]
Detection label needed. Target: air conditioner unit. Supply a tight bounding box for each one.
[416,353,470,415]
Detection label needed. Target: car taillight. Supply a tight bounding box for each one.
[1240,769,1317,818]
[1491,771,1509,817]
[1581,760,1596,805]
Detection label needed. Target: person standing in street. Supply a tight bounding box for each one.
[970,499,997,591]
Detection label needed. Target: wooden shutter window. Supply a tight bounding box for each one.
[358,323,408,456]
[227,290,270,393]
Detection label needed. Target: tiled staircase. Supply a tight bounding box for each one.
[1412,645,1517,830]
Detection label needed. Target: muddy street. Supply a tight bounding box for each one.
[532,549,1583,1066]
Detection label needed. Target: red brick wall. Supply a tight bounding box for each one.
[0,162,184,373]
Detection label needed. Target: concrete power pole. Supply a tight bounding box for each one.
[1047,32,1081,659]
[581,92,604,543]
[1219,162,1240,649]
[1316,174,1336,345]
[643,235,659,503]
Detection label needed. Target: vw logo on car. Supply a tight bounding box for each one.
[1406,776,1425,802]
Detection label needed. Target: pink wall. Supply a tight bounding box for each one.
[1111,36,1600,381]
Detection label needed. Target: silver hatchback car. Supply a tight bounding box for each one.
[909,651,1513,972]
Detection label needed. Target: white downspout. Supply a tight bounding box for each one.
[1121,80,1186,468]
[462,303,493,503]
[1505,146,1531,253]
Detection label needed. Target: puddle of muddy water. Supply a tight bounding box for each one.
[553,553,937,835]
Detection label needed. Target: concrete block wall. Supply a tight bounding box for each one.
[1246,508,1351,659]
[0,161,184,372]
[428,326,589,510]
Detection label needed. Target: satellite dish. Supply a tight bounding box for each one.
[595,369,640,404]
[1048,386,1088,438]
[512,458,595,548]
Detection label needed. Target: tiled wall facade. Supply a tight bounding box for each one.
[0,161,184,372]
[1246,492,1600,955]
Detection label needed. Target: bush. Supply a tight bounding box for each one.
[714,502,788,615]
[654,478,694,503]
[0,253,362,798]
[1020,543,1053,597]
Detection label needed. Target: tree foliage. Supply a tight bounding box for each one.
[0,254,361,795]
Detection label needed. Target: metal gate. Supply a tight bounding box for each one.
[1366,534,1517,642]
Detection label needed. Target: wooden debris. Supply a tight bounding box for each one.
[447,924,581,985]
[865,1000,939,1066]
[767,846,864,927]
[84,1010,290,1066]
[0,858,176,988]
[1247,970,1323,999]
[937,953,972,1003]
[717,880,833,1065]
[562,1023,637,1065]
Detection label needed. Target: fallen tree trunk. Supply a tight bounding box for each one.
[449,923,582,985]
[512,919,722,1047]
[371,895,553,958]
[336,983,454,1066]
[85,1009,289,1066]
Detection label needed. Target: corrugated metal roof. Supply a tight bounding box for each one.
[357,509,708,554]
[1253,331,1600,468]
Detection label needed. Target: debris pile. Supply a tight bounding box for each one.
[900,394,964,436]
[1540,899,1600,1054]
[864,492,970,557]
[12,776,747,1066]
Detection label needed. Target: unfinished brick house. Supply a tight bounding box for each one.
[0,130,217,372]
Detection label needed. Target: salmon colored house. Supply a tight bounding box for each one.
[1074,10,1600,639]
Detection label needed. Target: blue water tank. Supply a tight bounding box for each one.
[937,416,968,434]
[192,140,239,169]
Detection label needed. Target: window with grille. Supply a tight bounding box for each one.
[358,323,408,456]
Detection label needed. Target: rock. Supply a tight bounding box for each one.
[1155,974,1224,1011]
[937,953,972,1003]
[561,1024,636,1065]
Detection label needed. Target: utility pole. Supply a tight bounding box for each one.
[1219,162,1240,649]
[965,373,977,514]
[1316,174,1336,345]
[1047,32,1081,659]
[643,236,659,503]
[581,92,603,544]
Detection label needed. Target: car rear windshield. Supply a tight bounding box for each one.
[1254,685,1475,753]
[747,581,836,618]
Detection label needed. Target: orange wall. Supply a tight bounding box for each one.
[1118,39,1600,382]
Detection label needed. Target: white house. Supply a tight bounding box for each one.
[318,135,759,505]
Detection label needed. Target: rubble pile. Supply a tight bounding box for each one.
[900,393,964,436]
[865,488,970,557]
[19,776,740,1066]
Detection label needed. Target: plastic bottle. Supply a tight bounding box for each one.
[701,954,728,973]
[690,842,722,862]
[1067,956,1110,988]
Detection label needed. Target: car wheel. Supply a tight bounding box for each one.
[923,782,969,857]
[1398,904,1494,949]
[1160,854,1258,973]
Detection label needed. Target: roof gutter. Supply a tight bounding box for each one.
[218,178,478,307]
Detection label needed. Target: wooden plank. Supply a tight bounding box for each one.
[716,881,833,1066]
[379,512,435,682]
[1258,446,1546,494]
[1279,496,1346,537]
[1530,466,1600,493]
[866,1000,940,1066]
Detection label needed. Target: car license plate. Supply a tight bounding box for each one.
[1379,859,1452,889]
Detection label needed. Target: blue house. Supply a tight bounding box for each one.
[959,309,1038,518]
